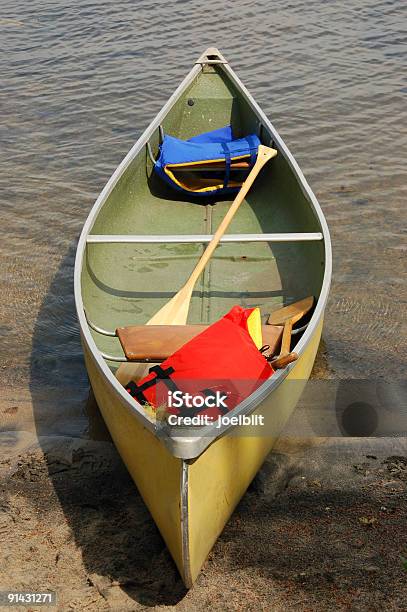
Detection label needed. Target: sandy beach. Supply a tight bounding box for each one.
[1,385,406,611]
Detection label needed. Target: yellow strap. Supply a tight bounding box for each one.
[164,154,250,193]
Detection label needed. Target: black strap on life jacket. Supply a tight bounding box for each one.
[126,364,211,417]
[126,365,232,418]
[125,364,177,406]
[201,388,229,416]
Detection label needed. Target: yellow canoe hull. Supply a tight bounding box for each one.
[83,317,322,586]
[75,46,331,589]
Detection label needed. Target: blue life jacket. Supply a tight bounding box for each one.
[154,126,260,196]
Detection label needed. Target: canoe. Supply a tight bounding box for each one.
[74,47,331,586]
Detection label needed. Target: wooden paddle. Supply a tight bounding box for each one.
[116,145,277,385]
[267,296,314,357]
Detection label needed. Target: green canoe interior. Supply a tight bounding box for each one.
[81,66,325,371]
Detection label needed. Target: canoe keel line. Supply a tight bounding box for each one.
[75,47,332,586]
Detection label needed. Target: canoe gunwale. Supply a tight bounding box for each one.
[74,48,332,461]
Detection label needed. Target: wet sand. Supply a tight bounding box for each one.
[1,422,406,611]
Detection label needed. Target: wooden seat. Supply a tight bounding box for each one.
[174,160,250,172]
[116,324,283,362]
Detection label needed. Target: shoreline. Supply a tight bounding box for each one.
[1,428,406,610]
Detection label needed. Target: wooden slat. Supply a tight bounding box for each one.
[173,161,250,171]
[116,324,283,362]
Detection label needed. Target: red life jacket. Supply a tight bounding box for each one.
[125,306,274,419]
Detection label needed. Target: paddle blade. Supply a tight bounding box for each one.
[116,286,193,384]
[267,296,314,326]
[146,284,193,326]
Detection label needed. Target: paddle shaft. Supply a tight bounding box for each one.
[280,319,293,355]
[186,145,277,290]
[267,296,314,358]
[116,145,277,383]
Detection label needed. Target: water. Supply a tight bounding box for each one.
[0,0,406,438]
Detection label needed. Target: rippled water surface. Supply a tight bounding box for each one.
[0,1,406,435]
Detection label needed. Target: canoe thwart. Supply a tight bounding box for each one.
[86,232,324,244]
[116,324,283,362]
